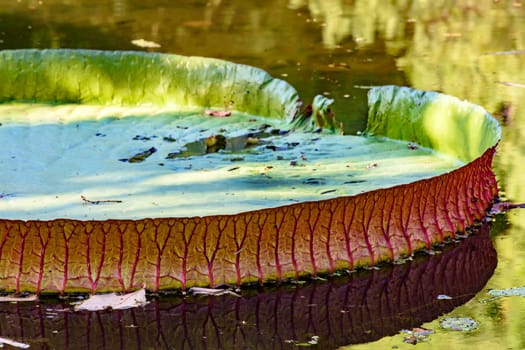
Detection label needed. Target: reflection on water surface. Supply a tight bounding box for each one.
[0,1,524,349]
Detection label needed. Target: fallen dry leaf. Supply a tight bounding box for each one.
[204,109,232,117]
[74,288,148,311]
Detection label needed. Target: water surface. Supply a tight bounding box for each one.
[0,1,524,349]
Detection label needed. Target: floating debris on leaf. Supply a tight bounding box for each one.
[167,132,269,159]
[81,195,123,205]
[440,317,478,331]
[408,142,418,150]
[245,137,260,145]
[228,166,240,172]
[303,178,325,185]
[132,135,153,141]
[205,134,227,153]
[344,180,366,184]
[366,163,378,169]
[163,136,176,142]
[121,147,157,163]
[320,189,337,195]
[166,151,180,159]
[270,128,289,135]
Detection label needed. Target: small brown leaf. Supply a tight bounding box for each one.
[205,109,232,117]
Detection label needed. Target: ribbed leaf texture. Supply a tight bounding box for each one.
[0,146,497,293]
[0,223,496,349]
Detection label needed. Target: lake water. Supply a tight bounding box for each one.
[0,1,524,349]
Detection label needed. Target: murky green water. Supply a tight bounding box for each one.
[0,1,524,349]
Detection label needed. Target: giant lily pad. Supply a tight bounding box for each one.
[0,49,500,294]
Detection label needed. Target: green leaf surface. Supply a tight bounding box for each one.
[0,49,301,120]
[0,103,461,220]
[0,50,470,220]
[366,85,501,162]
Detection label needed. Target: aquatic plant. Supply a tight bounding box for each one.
[0,49,500,294]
